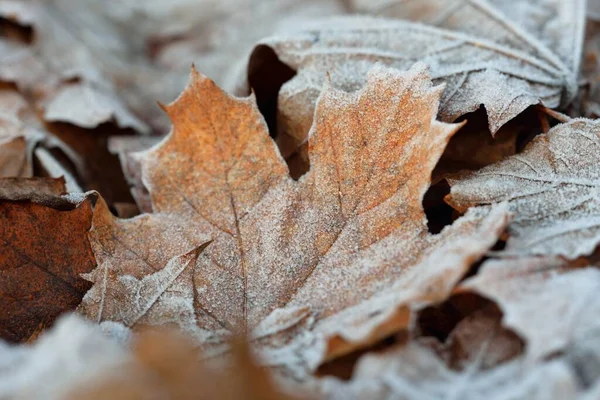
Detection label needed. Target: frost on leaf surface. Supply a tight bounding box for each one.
[78,64,509,374]
[460,256,600,366]
[315,342,579,400]
[447,119,600,259]
[247,11,580,158]
[351,0,585,74]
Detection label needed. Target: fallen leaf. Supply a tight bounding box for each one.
[423,303,524,371]
[447,119,600,259]
[247,14,579,158]
[351,0,585,74]
[0,0,148,132]
[96,0,346,90]
[0,314,131,400]
[315,341,580,399]
[0,178,96,342]
[459,256,599,363]
[78,64,509,375]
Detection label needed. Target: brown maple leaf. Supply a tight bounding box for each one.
[0,177,96,342]
[246,11,581,160]
[446,119,600,259]
[78,64,509,375]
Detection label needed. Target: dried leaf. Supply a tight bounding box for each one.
[0,0,148,132]
[315,342,579,399]
[247,13,579,157]
[459,256,600,364]
[0,315,131,400]
[447,119,600,259]
[78,65,509,374]
[426,304,524,371]
[96,0,346,90]
[0,179,96,342]
[352,0,585,73]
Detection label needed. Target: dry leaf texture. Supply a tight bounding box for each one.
[315,342,580,400]
[352,0,585,74]
[0,0,148,132]
[461,257,600,365]
[248,11,580,157]
[0,178,96,342]
[78,64,509,374]
[447,119,600,259]
[0,315,131,400]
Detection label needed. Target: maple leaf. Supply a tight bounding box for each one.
[0,177,96,342]
[246,9,581,159]
[446,119,600,259]
[459,256,600,365]
[78,64,509,374]
[0,0,148,132]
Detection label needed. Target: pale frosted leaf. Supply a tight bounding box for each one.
[0,0,148,132]
[352,0,585,74]
[94,0,346,91]
[447,119,600,259]
[248,16,576,157]
[108,136,162,213]
[314,342,578,400]
[79,65,510,375]
[0,314,130,400]
[460,257,600,364]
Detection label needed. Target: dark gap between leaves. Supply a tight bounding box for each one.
[417,293,493,342]
[0,17,33,44]
[316,333,406,381]
[248,44,297,139]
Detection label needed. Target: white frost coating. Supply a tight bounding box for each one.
[0,314,130,399]
[0,2,150,133]
[44,84,147,132]
[250,9,580,155]
[81,64,511,377]
[315,343,579,400]
[463,259,600,364]
[353,0,584,80]
[448,119,600,259]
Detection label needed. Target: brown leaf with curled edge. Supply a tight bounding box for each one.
[78,64,510,376]
[446,119,600,259]
[0,87,90,192]
[246,11,580,160]
[0,0,148,132]
[458,256,600,366]
[0,178,96,342]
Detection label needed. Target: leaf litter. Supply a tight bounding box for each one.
[0,0,600,399]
